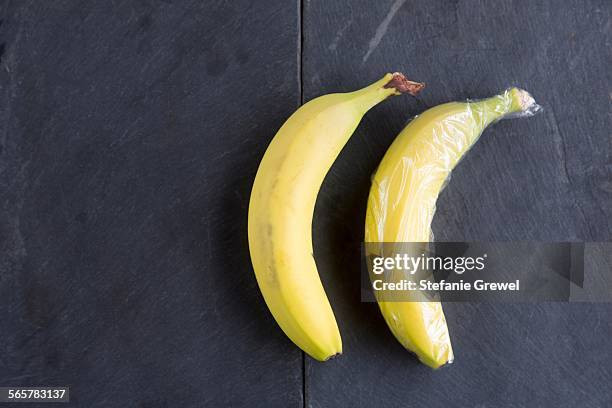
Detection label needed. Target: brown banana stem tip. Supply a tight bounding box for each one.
[384,72,425,96]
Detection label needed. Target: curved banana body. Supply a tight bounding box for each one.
[249,73,423,361]
[365,88,538,368]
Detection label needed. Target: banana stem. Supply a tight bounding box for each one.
[350,73,424,113]
[509,87,538,113]
[384,72,425,96]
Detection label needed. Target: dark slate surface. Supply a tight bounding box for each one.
[1,0,611,407]
[0,1,302,407]
[304,0,612,407]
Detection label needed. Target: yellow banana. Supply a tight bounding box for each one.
[249,73,424,361]
[365,88,539,368]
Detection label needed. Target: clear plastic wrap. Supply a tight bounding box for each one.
[364,88,541,368]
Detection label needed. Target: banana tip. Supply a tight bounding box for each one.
[323,352,342,361]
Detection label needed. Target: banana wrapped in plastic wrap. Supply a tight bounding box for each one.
[364,88,541,368]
